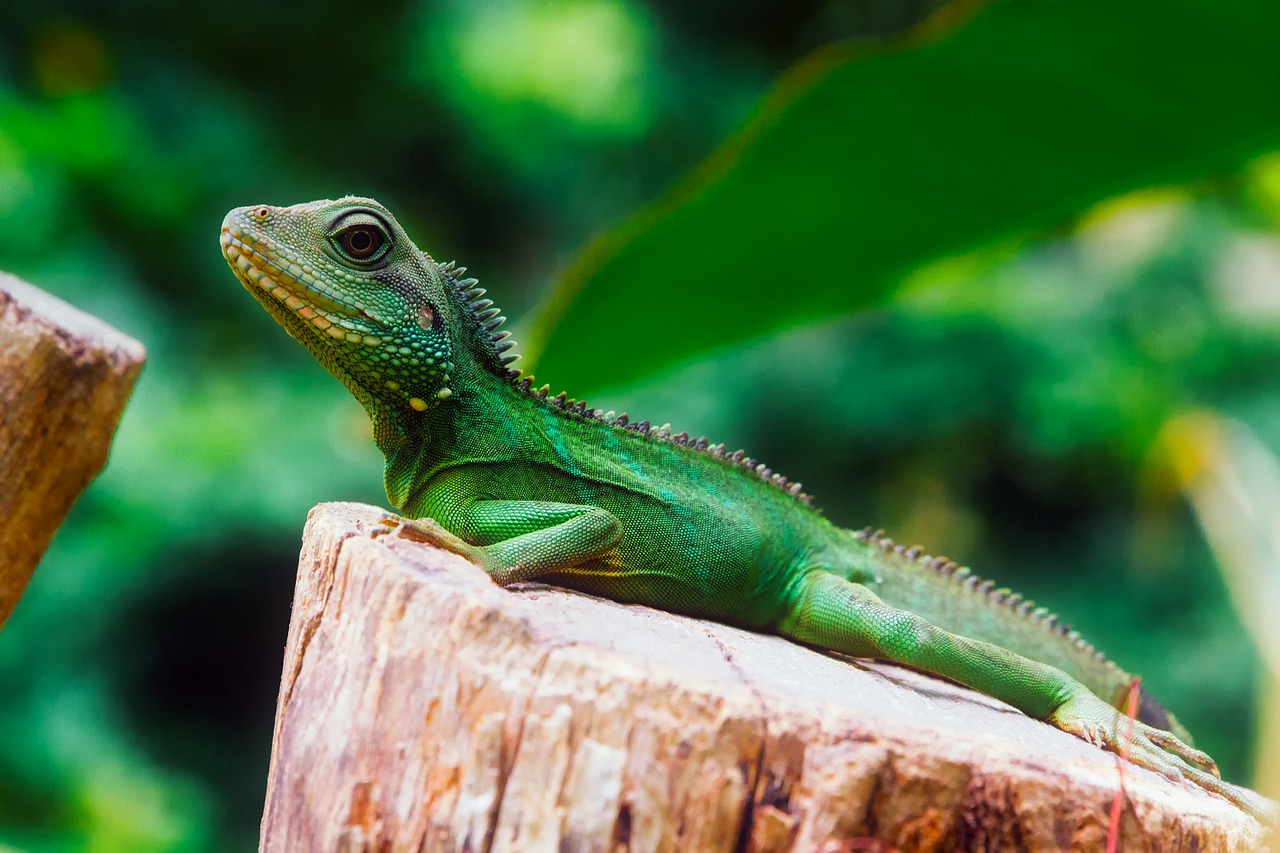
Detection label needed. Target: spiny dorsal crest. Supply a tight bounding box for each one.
[439,259,519,371]
[851,527,1118,671]
[438,259,814,507]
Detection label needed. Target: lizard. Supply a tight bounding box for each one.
[220,196,1271,822]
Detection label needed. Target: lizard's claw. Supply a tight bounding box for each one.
[1143,727,1219,779]
[376,512,451,542]
[1052,690,1268,823]
[373,512,491,567]
[373,512,456,545]
[372,512,406,536]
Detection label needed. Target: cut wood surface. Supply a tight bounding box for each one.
[0,272,145,630]
[262,502,1271,852]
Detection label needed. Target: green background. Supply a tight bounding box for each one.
[1,0,1277,849]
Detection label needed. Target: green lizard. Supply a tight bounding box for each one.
[221,196,1270,821]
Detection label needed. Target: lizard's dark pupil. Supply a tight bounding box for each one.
[339,226,384,260]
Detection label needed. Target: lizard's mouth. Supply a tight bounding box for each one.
[220,220,377,342]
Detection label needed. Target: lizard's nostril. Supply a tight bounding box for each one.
[257,207,269,218]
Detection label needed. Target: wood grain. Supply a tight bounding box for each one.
[262,502,1270,852]
[0,272,145,629]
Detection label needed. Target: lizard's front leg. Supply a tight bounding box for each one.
[381,500,622,586]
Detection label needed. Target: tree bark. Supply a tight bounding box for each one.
[262,502,1270,852]
[0,272,145,629]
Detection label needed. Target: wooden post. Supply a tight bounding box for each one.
[262,502,1271,852]
[0,272,145,629]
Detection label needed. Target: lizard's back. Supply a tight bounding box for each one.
[406,385,846,628]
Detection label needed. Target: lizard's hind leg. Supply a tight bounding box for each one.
[776,568,1076,721]
[773,570,1280,822]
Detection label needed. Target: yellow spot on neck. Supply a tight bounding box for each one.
[409,397,429,411]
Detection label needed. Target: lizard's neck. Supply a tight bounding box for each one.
[376,260,526,510]
[374,260,818,514]
[379,359,527,512]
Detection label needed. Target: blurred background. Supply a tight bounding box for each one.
[1,0,1279,849]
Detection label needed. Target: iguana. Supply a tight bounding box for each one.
[221,196,1269,821]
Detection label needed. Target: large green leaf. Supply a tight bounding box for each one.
[526,0,1280,392]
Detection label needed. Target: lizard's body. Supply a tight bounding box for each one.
[400,358,1136,707]
[221,197,1267,820]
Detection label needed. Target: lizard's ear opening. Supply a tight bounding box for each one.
[417,303,441,332]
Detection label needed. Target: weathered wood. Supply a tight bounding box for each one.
[0,272,145,629]
[262,502,1269,852]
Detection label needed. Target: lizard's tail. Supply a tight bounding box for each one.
[851,528,1193,743]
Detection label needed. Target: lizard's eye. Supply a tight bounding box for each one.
[333,224,389,263]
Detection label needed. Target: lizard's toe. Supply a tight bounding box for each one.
[1145,726,1220,777]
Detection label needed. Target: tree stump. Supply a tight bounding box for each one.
[261,502,1271,852]
[0,272,145,630]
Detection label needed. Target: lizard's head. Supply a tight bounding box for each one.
[221,197,466,436]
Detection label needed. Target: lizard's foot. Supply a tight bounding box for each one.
[1052,690,1277,824]
[375,512,449,541]
[375,513,494,571]
[375,512,570,587]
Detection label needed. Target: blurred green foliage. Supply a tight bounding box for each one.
[0,1,1277,850]
[530,0,1280,389]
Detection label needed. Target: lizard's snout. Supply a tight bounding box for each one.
[224,204,274,231]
